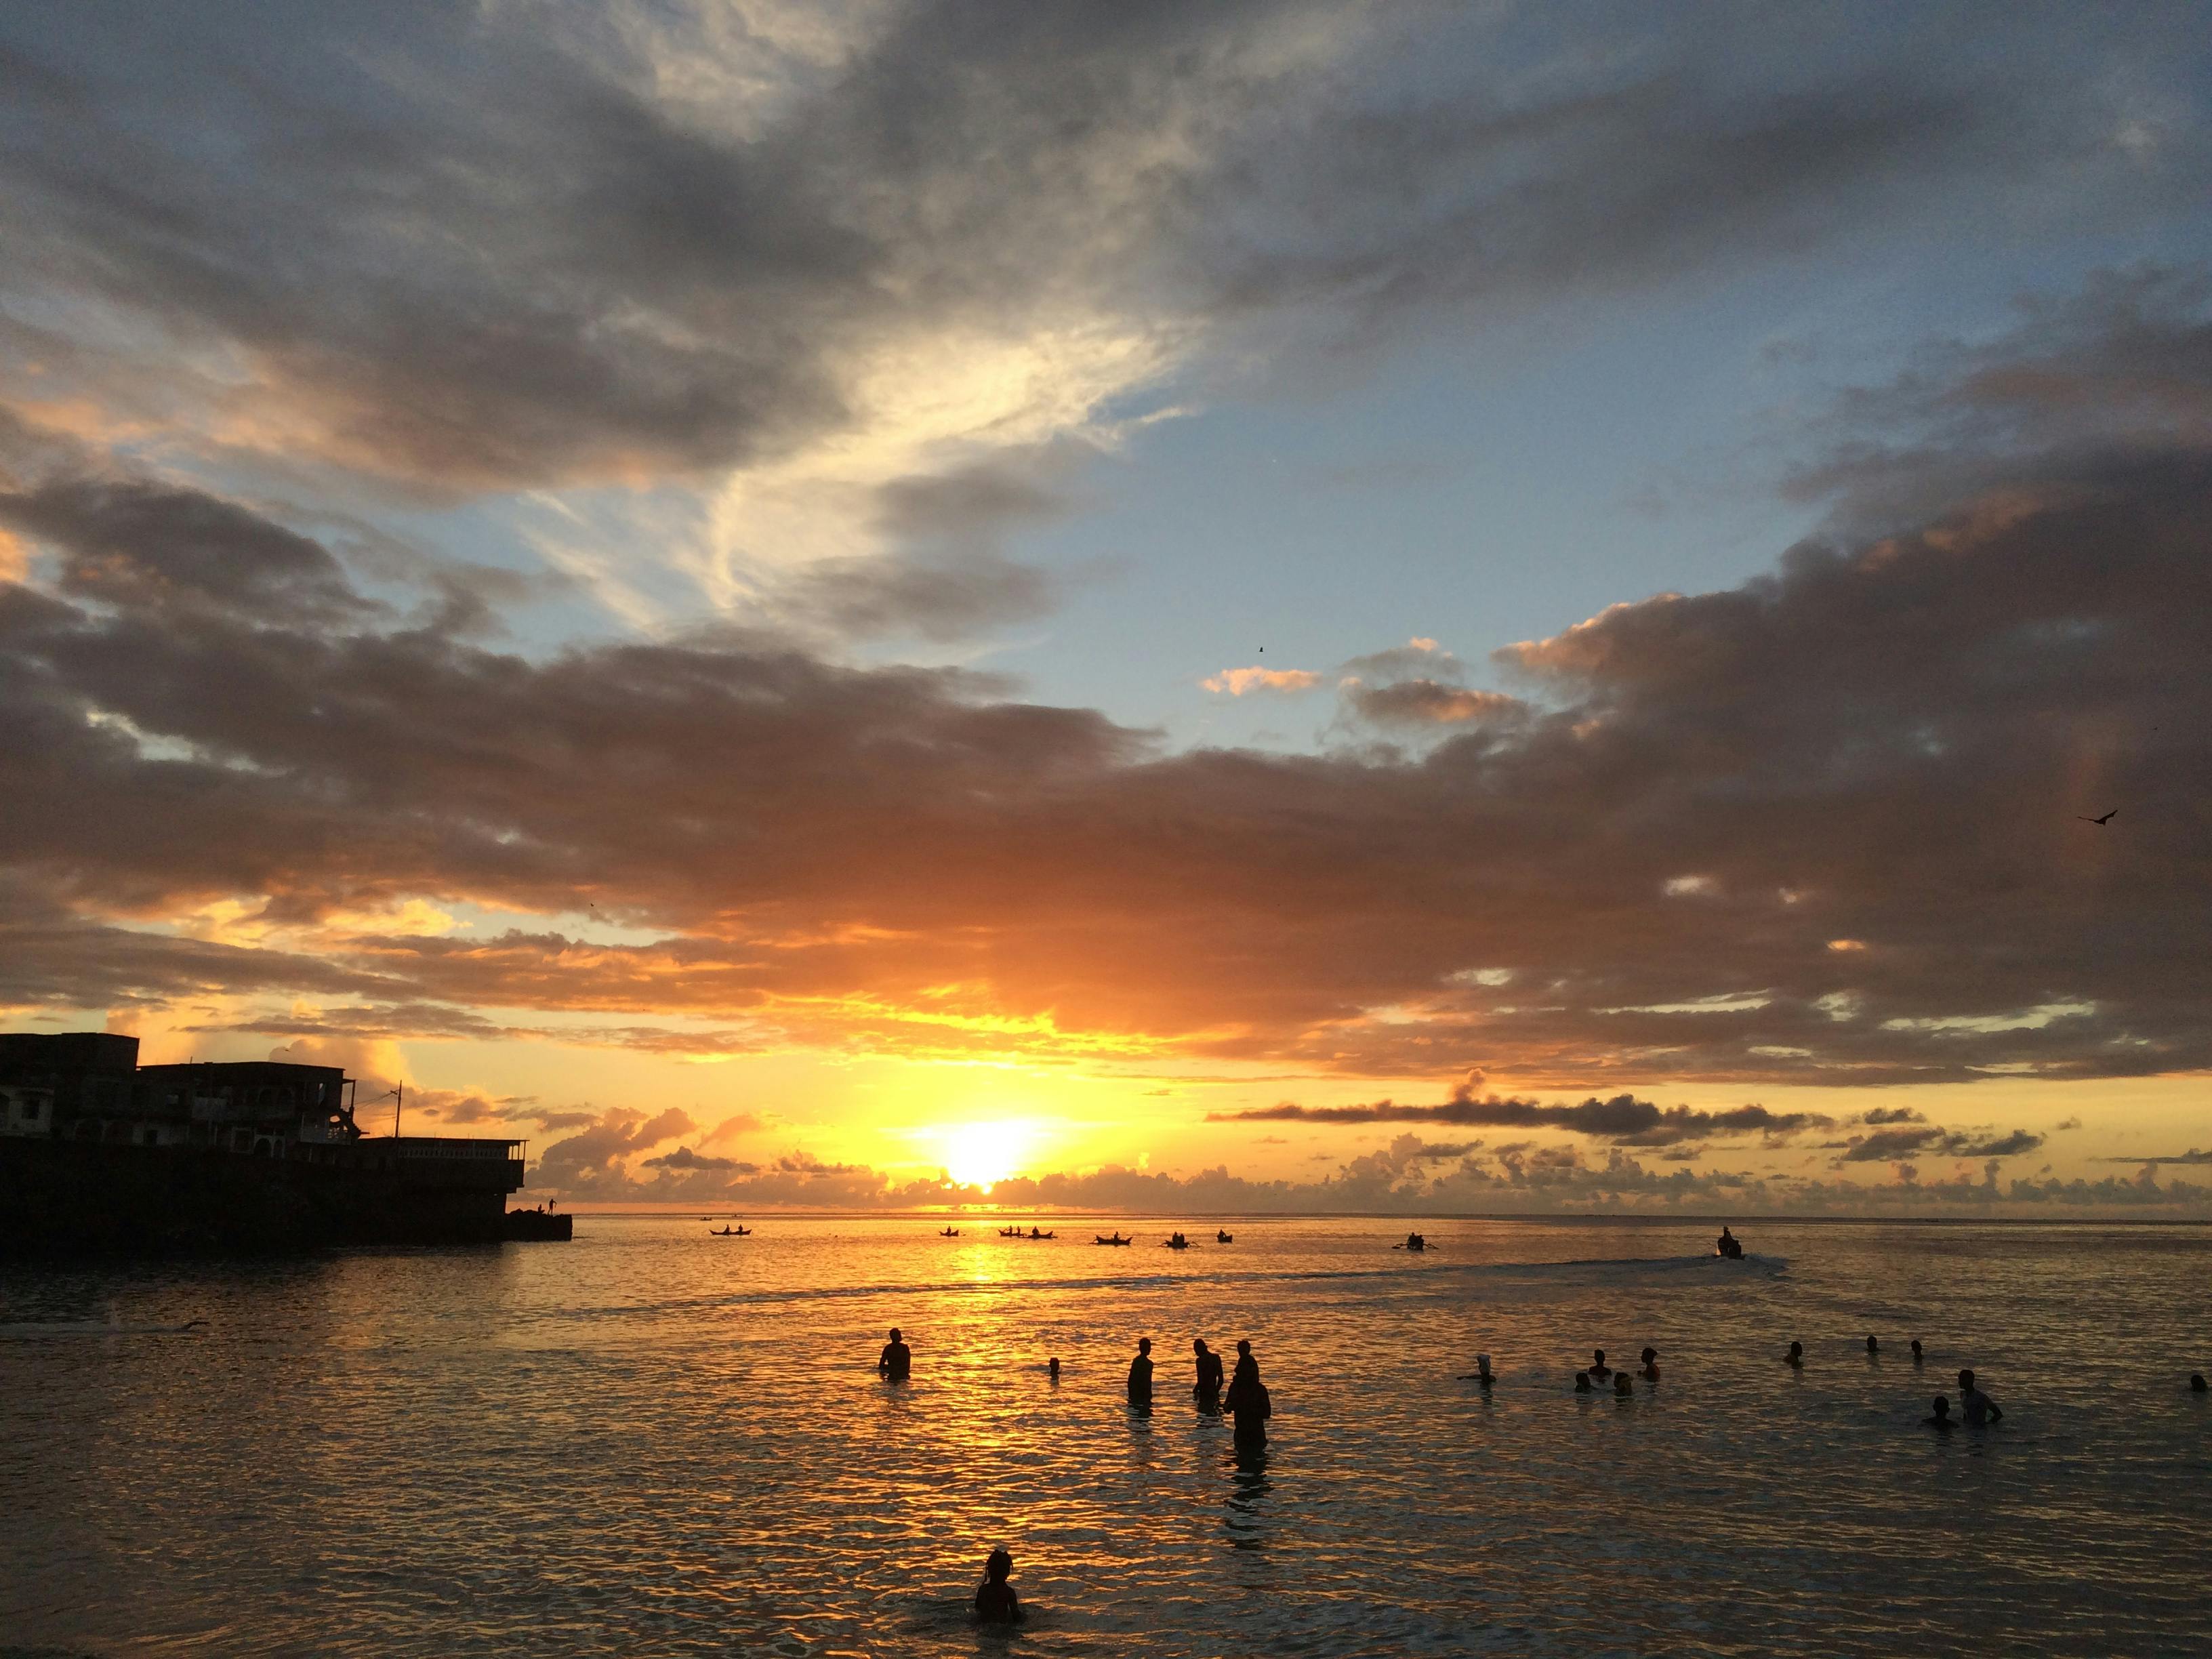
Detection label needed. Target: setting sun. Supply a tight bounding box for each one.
[937,1120,1034,1191]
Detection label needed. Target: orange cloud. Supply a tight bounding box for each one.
[1202,665,1323,695]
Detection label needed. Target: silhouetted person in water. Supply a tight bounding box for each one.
[1128,1337,1154,1405]
[1639,1347,1660,1380]
[2191,1373,2207,1393]
[1225,1340,1269,1448]
[1456,1353,1494,1387]
[1574,1370,1593,1393]
[973,1547,1023,1625]
[1957,1369,2002,1425]
[1925,1395,1954,1431]
[1613,1371,1634,1397]
[1866,1335,1880,1356]
[1785,1341,1804,1369]
[1910,1339,1924,1366]
[1193,1338,1223,1408]
[1047,1357,1060,1382]
[878,1328,912,1382]
[1587,1348,1612,1380]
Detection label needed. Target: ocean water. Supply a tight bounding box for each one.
[3,1215,2209,1657]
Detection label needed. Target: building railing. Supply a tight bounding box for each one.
[387,1136,528,1160]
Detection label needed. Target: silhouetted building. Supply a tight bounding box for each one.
[133,1059,357,1155]
[0,1031,541,1250]
[0,1032,139,1136]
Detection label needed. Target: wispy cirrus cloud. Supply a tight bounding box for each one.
[3,1,2203,640]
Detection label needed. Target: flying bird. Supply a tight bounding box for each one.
[2077,810,2118,825]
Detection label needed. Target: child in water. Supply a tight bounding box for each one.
[973,1547,1023,1625]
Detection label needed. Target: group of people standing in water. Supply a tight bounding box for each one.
[878,1328,1269,1627]
[878,1326,1274,1449]
[1124,1335,1273,1446]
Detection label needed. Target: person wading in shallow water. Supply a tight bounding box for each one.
[1225,1340,1271,1449]
[973,1547,1023,1625]
[1193,1338,1224,1410]
[878,1328,912,1381]
[1957,1369,2003,1425]
[1128,1337,1155,1405]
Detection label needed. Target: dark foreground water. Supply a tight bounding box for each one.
[3,1216,2209,1657]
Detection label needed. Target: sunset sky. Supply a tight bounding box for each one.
[3,1,2210,1212]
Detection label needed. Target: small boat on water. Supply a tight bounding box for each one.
[1164,1232,1191,1250]
[940,1227,961,1237]
[711,1225,752,1236]
[1216,1230,1234,1244]
[1095,1232,1133,1246]
[1028,1227,1056,1240]
[999,1226,1023,1237]
[1397,1231,1428,1252]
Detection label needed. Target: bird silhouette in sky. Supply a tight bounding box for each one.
[2077,809,2118,825]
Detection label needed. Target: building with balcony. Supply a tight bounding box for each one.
[0,1031,546,1250]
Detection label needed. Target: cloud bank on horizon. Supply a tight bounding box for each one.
[2,1,2209,1211]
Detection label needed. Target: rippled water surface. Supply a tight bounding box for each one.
[5,1216,2210,1656]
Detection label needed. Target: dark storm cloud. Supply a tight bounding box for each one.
[536,1107,697,1182]
[0,880,389,1008]
[773,549,1064,643]
[1791,265,2212,529]
[4,268,2212,1087]
[1213,1092,1828,1147]
[188,1003,763,1060]
[0,476,373,625]
[1835,1126,2045,1163]
[641,1146,745,1172]
[1342,680,1521,729]
[1,3,2203,494]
